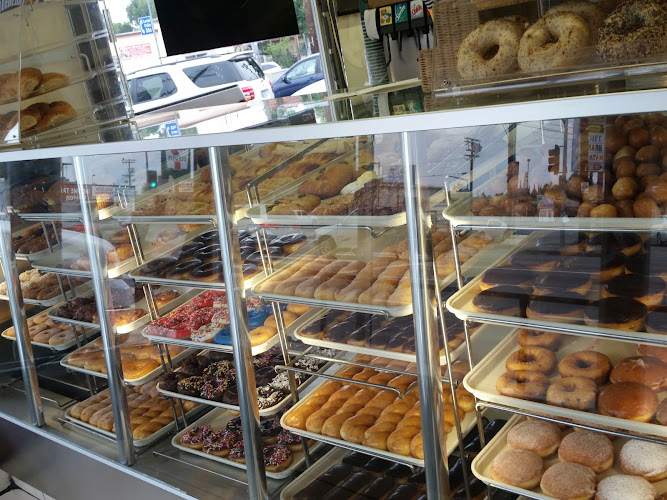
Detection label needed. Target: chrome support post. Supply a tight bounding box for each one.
[209,146,268,500]
[73,156,135,465]
[0,209,44,427]
[402,131,449,499]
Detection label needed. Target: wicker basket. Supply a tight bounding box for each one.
[419,48,433,93]
[433,0,479,86]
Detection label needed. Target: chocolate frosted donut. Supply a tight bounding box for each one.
[472,285,529,316]
[645,306,667,334]
[603,274,666,308]
[587,232,642,256]
[194,244,222,263]
[246,247,284,265]
[242,263,258,278]
[194,230,219,246]
[508,249,559,271]
[535,231,586,254]
[240,246,255,261]
[324,320,357,342]
[139,256,178,276]
[625,253,667,279]
[270,233,306,247]
[191,261,224,281]
[567,250,626,282]
[527,292,588,323]
[241,232,277,249]
[533,270,592,295]
[165,259,203,278]
[480,265,535,290]
[644,232,667,252]
[237,230,251,241]
[171,241,205,260]
[584,297,647,331]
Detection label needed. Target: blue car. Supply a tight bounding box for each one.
[272,54,324,97]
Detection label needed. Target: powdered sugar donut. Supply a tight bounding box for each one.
[620,439,667,482]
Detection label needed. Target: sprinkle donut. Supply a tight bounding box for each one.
[518,13,589,72]
[597,0,667,62]
[180,425,214,450]
[457,19,523,80]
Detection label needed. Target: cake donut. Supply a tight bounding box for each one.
[505,347,557,373]
[180,425,214,449]
[619,439,667,482]
[597,0,667,62]
[490,449,543,488]
[456,19,523,80]
[518,13,589,72]
[546,376,598,411]
[517,329,563,350]
[496,370,550,401]
[263,444,293,472]
[558,351,612,385]
[540,462,596,500]
[506,419,561,457]
[203,430,241,457]
[596,475,657,500]
[558,430,614,473]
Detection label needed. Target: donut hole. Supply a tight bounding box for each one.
[575,360,591,369]
[482,44,500,60]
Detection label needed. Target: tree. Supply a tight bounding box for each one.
[126,0,157,28]
[113,22,134,34]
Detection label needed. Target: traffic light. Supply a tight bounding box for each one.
[548,145,561,174]
[147,170,158,188]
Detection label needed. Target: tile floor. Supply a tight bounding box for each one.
[0,471,53,500]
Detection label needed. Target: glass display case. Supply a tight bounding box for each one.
[0,85,666,500]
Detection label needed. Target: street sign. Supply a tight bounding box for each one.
[165,121,180,137]
[138,16,154,35]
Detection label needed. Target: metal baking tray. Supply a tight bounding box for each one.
[445,232,667,347]
[464,328,667,439]
[171,408,324,479]
[280,371,479,467]
[280,447,351,500]
[141,296,318,356]
[253,227,508,317]
[14,222,60,261]
[0,304,98,352]
[110,141,319,225]
[64,397,205,448]
[0,279,92,308]
[471,414,667,500]
[293,307,488,364]
[157,348,336,416]
[48,287,196,335]
[60,336,194,385]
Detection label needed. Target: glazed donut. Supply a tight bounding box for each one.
[48,330,74,345]
[506,419,561,457]
[122,359,159,380]
[517,329,563,350]
[518,13,589,72]
[558,430,614,473]
[597,0,667,63]
[546,376,598,411]
[250,326,276,346]
[456,19,523,80]
[496,370,549,401]
[490,449,544,489]
[598,382,658,422]
[558,351,612,385]
[540,462,596,500]
[545,0,604,44]
[619,439,667,482]
[609,356,667,391]
[505,347,557,373]
[596,475,657,500]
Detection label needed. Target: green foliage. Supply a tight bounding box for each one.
[259,38,297,69]
[126,0,157,28]
[113,21,134,34]
[293,0,307,34]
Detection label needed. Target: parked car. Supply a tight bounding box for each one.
[261,61,286,84]
[272,54,324,97]
[292,79,327,96]
[128,52,274,114]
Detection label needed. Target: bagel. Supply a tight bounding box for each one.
[545,0,604,43]
[457,19,523,80]
[597,0,667,62]
[518,13,589,72]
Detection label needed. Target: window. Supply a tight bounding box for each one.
[286,58,317,80]
[234,58,264,81]
[183,62,238,88]
[132,73,177,103]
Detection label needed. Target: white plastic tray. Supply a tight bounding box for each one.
[60,336,193,385]
[171,408,323,479]
[14,222,60,261]
[280,374,479,467]
[464,329,667,438]
[0,304,98,351]
[48,287,195,335]
[64,398,204,448]
[471,415,667,500]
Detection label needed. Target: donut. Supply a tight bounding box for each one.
[165,259,203,279]
[508,249,559,271]
[637,343,667,364]
[496,370,550,401]
[517,329,563,350]
[154,290,180,308]
[567,251,627,282]
[586,233,642,257]
[123,359,159,380]
[602,274,666,310]
[610,356,667,391]
[269,233,307,254]
[546,376,598,411]
[558,430,614,473]
[194,244,221,263]
[619,439,667,482]
[194,230,219,246]
[540,462,596,500]
[626,254,667,283]
[171,241,205,260]
[456,19,523,80]
[471,285,529,316]
[180,425,214,449]
[655,398,667,425]
[532,270,592,296]
[518,13,589,72]
[584,297,647,331]
[506,347,557,373]
[596,475,657,500]
[526,292,588,323]
[479,266,535,290]
[598,382,658,422]
[545,0,604,44]
[202,430,241,457]
[245,247,284,265]
[645,306,667,334]
[558,351,612,385]
[597,0,667,63]
[263,444,292,473]
[250,326,276,346]
[506,419,561,457]
[534,231,587,256]
[490,449,543,489]
[139,257,177,277]
[190,261,224,282]
[48,330,74,345]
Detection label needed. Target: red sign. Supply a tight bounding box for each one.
[119,43,152,59]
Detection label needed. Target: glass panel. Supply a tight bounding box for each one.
[183,62,238,88]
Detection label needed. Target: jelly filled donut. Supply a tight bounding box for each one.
[598,382,658,422]
[609,355,667,391]
[558,430,614,473]
[619,439,667,482]
[596,475,657,500]
[540,462,596,500]
[507,419,561,457]
[490,449,543,489]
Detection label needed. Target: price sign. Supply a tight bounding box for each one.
[138,16,154,35]
[587,124,605,171]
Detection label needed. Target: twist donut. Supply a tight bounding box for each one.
[457,19,523,80]
[518,13,589,72]
[597,0,667,62]
[545,0,604,43]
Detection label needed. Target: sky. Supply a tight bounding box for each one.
[106,0,130,23]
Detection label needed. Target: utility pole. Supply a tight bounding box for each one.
[121,158,136,186]
[146,0,162,64]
